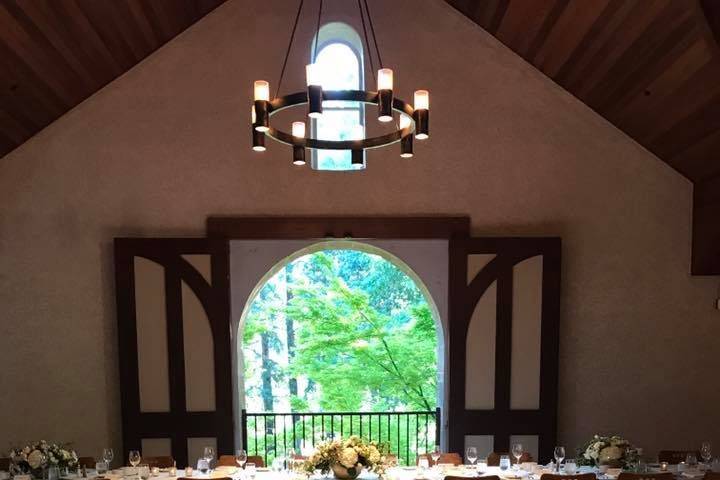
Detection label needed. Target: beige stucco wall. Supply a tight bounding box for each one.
[1,0,718,461]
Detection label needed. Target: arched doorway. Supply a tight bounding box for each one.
[233,240,445,465]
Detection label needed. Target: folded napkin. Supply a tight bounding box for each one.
[682,471,704,478]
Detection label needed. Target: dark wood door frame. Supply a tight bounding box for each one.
[206,216,470,239]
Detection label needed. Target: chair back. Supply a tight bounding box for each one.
[658,451,701,464]
[487,452,532,466]
[0,458,9,471]
[541,474,596,480]
[246,456,265,468]
[417,453,462,466]
[448,476,499,480]
[142,456,175,468]
[78,457,96,468]
[703,473,720,480]
[217,456,236,467]
[618,473,674,480]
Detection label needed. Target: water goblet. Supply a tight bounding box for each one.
[236,449,247,469]
[466,447,478,467]
[565,459,577,475]
[103,449,114,469]
[554,446,565,473]
[129,451,142,468]
[512,443,523,470]
[198,459,209,475]
[701,443,712,466]
[431,447,441,467]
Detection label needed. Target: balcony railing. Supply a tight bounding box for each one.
[241,408,441,468]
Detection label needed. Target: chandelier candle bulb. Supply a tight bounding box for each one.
[413,90,430,140]
[306,64,323,118]
[254,80,270,101]
[292,121,306,139]
[377,68,394,122]
[252,129,266,152]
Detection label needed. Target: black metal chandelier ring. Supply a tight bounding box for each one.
[261,90,415,150]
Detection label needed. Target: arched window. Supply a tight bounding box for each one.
[311,23,365,171]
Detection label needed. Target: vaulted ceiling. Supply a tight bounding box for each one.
[0,0,718,273]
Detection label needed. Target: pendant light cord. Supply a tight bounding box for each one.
[364,0,383,69]
[275,0,305,99]
[357,0,376,89]
[313,0,324,61]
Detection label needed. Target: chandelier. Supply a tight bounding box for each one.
[250,0,430,167]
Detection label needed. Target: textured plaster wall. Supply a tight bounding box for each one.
[1,0,718,461]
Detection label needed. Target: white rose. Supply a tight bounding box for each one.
[28,450,44,469]
[339,448,359,469]
[599,446,622,462]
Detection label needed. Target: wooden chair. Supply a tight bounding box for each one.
[658,451,701,464]
[217,456,236,467]
[417,453,463,466]
[703,473,720,480]
[487,452,533,466]
[0,458,9,471]
[618,473,675,480]
[246,456,265,468]
[142,456,175,468]
[541,474,596,480]
[78,457,96,468]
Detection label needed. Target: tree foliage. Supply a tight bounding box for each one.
[243,249,438,413]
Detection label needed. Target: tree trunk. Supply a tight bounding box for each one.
[260,332,274,412]
[285,263,298,399]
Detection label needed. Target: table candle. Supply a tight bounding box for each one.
[185,467,193,477]
[660,462,668,471]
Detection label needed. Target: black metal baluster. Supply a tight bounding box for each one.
[425,413,429,452]
[396,414,400,462]
[405,414,409,466]
[350,415,353,436]
[311,415,315,446]
[254,416,258,456]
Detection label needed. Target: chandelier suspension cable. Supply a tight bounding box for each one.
[274,0,305,99]
[363,0,383,69]
[357,0,376,89]
[312,0,324,61]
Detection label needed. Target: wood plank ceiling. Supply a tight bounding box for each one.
[0,0,718,273]
[0,0,225,155]
[446,0,720,275]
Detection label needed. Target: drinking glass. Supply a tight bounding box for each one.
[139,465,150,480]
[499,455,511,471]
[203,447,215,473]
[198,459,209,475]
[96,462,108,475]
[466,447,478,466]
[554,446,565,473]
[512,443,523,469]
[565,459,577,475]
[245,463,257,480]
[701,443,712,465]
[236,449,247,468]
[103,449,114,468]
[687,454,698,469]
[431,447,441,466]
[129,451,142,468]
[418,457,430,471]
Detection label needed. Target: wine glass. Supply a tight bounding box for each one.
[236,449,247,469]
[512,443,523,469]
[431,446,441,466]
[554,446,565,473]
[466,447,478,467]
[129,450,141,468]
[103,449,114,468]
[701,442,712,465]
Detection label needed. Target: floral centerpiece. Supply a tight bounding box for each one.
[9,441,79,478]
[303,436,389,479]
[577,435,639,469]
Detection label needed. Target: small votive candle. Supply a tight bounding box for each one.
[184,467,193,477]
[660,462,668,471]
[151,467,160,476]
